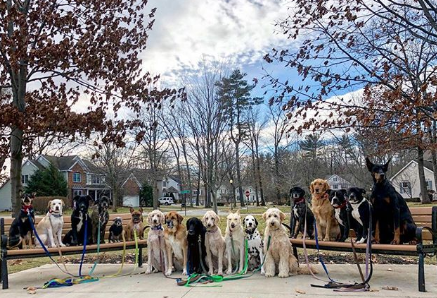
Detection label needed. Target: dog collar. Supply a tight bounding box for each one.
[294,197,305,204]
[206,225,218,233]
[151,224,163,231]
[50,213,63,218]
[21,205,33,213]
[316,192,328,200]
[333,201,347,209]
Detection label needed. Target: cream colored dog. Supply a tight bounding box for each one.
[36,199,65,248]
[225,210,245,275]
[146,209,168,274]
[263,208,314,277]
[202,210,226,275]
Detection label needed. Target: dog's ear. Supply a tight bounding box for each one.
[359,188,366,195]
[214,213,220,223]
[279,211,286,222]
[365,157,374,172]
[309,181,314,194]
[160,212,165,225]
[201,213,207,225]
[47,200,52,210]
[73,195,80,202]
[339,189,347,196]
[177,213,183,224]
[139,207,143,213]
[235,209,240,215]
[383,159,391,172]
[262,212,267,220]
[255,218,258,226]
[147,212,153,224]
[86,195,93,203]
[61,200,65,207]
[130,207,134,214]
[322,180,329,192]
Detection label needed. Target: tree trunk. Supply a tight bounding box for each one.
[153,178,159,210]
[235,142,245,207]
[196,172,200,206]
[112,180,118,212]
[431,120,437,196]
[418,146,431,203]
[10,127,24,216]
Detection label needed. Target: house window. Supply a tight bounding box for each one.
[73,190,82,196]
[21,175,29,184]
[332,184,338,189]
[400,181,411,195]
[91,175,101,184]
[333,177,338,182]
[163,181,167,187]
[427,180,433,190]
[73,172,81,183]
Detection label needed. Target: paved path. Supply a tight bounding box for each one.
[2,264,436,297]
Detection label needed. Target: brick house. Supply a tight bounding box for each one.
[0,155,111,210]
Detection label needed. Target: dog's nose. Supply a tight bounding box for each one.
[231,223,235,229]
[207,223,211,227]
[270,222,275,226]
[315,189,319,193]
[248,222,252,227]
[188,230,195,236]
[153,219,158,224]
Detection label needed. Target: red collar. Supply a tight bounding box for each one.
[294,197,305,204]
[21,205,33,213]
[333,201,347,209]
[316,192,328,200]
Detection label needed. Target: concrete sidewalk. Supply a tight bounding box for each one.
[2,264,436,297]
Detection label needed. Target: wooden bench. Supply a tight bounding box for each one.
[289,206,437,292]
[0,213,147,289]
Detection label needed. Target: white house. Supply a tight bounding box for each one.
[390,160,435,199]
[326,174,353,190]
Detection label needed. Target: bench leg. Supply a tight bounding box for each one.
[418,251,425,292]
[138,247,143,268]
[293,246,298,264]
[1,252,8,289]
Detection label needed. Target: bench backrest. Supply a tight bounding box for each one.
[0,213,136,240]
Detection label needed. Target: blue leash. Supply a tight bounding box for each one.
[313,222,337,283]
[28,212,77,277]
[79,215,88,277]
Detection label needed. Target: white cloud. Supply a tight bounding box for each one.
[143,0,290,82]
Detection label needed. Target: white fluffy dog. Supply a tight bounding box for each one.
[243,215,264,274]
[202,210,226,275]
[263,208,313,277]
[146,209,168,275]
[36,199,65,248]
[225,210,245,275]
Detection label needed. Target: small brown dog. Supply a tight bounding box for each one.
[164,211,188,275]
[124,207,144,241]
[310,179,340,241]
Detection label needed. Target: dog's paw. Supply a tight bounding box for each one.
[182,269,188,276]
[323,237,330,242]
[261,269,265,275]
[278,271,289,278]
[208,270,214,276]
[145,265,152,274]
[356,238,365,244]
[264,272,275,278]
[317,237,324,241]
[391,239,400,245]
[165,269,172,276]
[226,269,232,275]
[217,270,223,276]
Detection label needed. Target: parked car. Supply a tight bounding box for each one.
[158,197,174,205]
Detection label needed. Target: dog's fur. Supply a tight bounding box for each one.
[328,189,359,242]
[263,208,314,277]
[145,209,168,274]
[186,217,208,274]
[225,210,245,275]
[202,210,226,275]
[366,157,416,244]
[310,179,341,241]
[63,195,93,246]
[290,187,315,239]
[91,196,110,244]
[125,207,144,241]
[347,187,372,243]
[243,215,264,274]
[108,217,123,243]
[164,211,188,276]
[36,199,65,248]
[8,194,35,249]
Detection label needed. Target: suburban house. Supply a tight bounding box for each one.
[0,155,110,211]
[326,174,353,190]
[120,170,182,207]
[390,160,435,199]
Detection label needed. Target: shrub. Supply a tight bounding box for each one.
[32,196,69,215]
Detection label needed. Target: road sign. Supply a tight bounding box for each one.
[245,190,250,198]
[180,190,190,194]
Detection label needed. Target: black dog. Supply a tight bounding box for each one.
[63,195,93,246]
[186,217,208,275]
[289,186,315,239]
[328,189,359,242]
[8,194,35,249]
[366,157,416,244]
[108,217,123,243]
[91,196,110,244]
[347,187,372,243]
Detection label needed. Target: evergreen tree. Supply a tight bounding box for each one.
[216,69,262,206]
[139,183,153,207]
[25,164,68,197]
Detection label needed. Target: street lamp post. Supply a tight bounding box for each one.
[229,179,236,210]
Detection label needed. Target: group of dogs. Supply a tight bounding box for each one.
[290,158,417,245]
[7,157,417,279]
